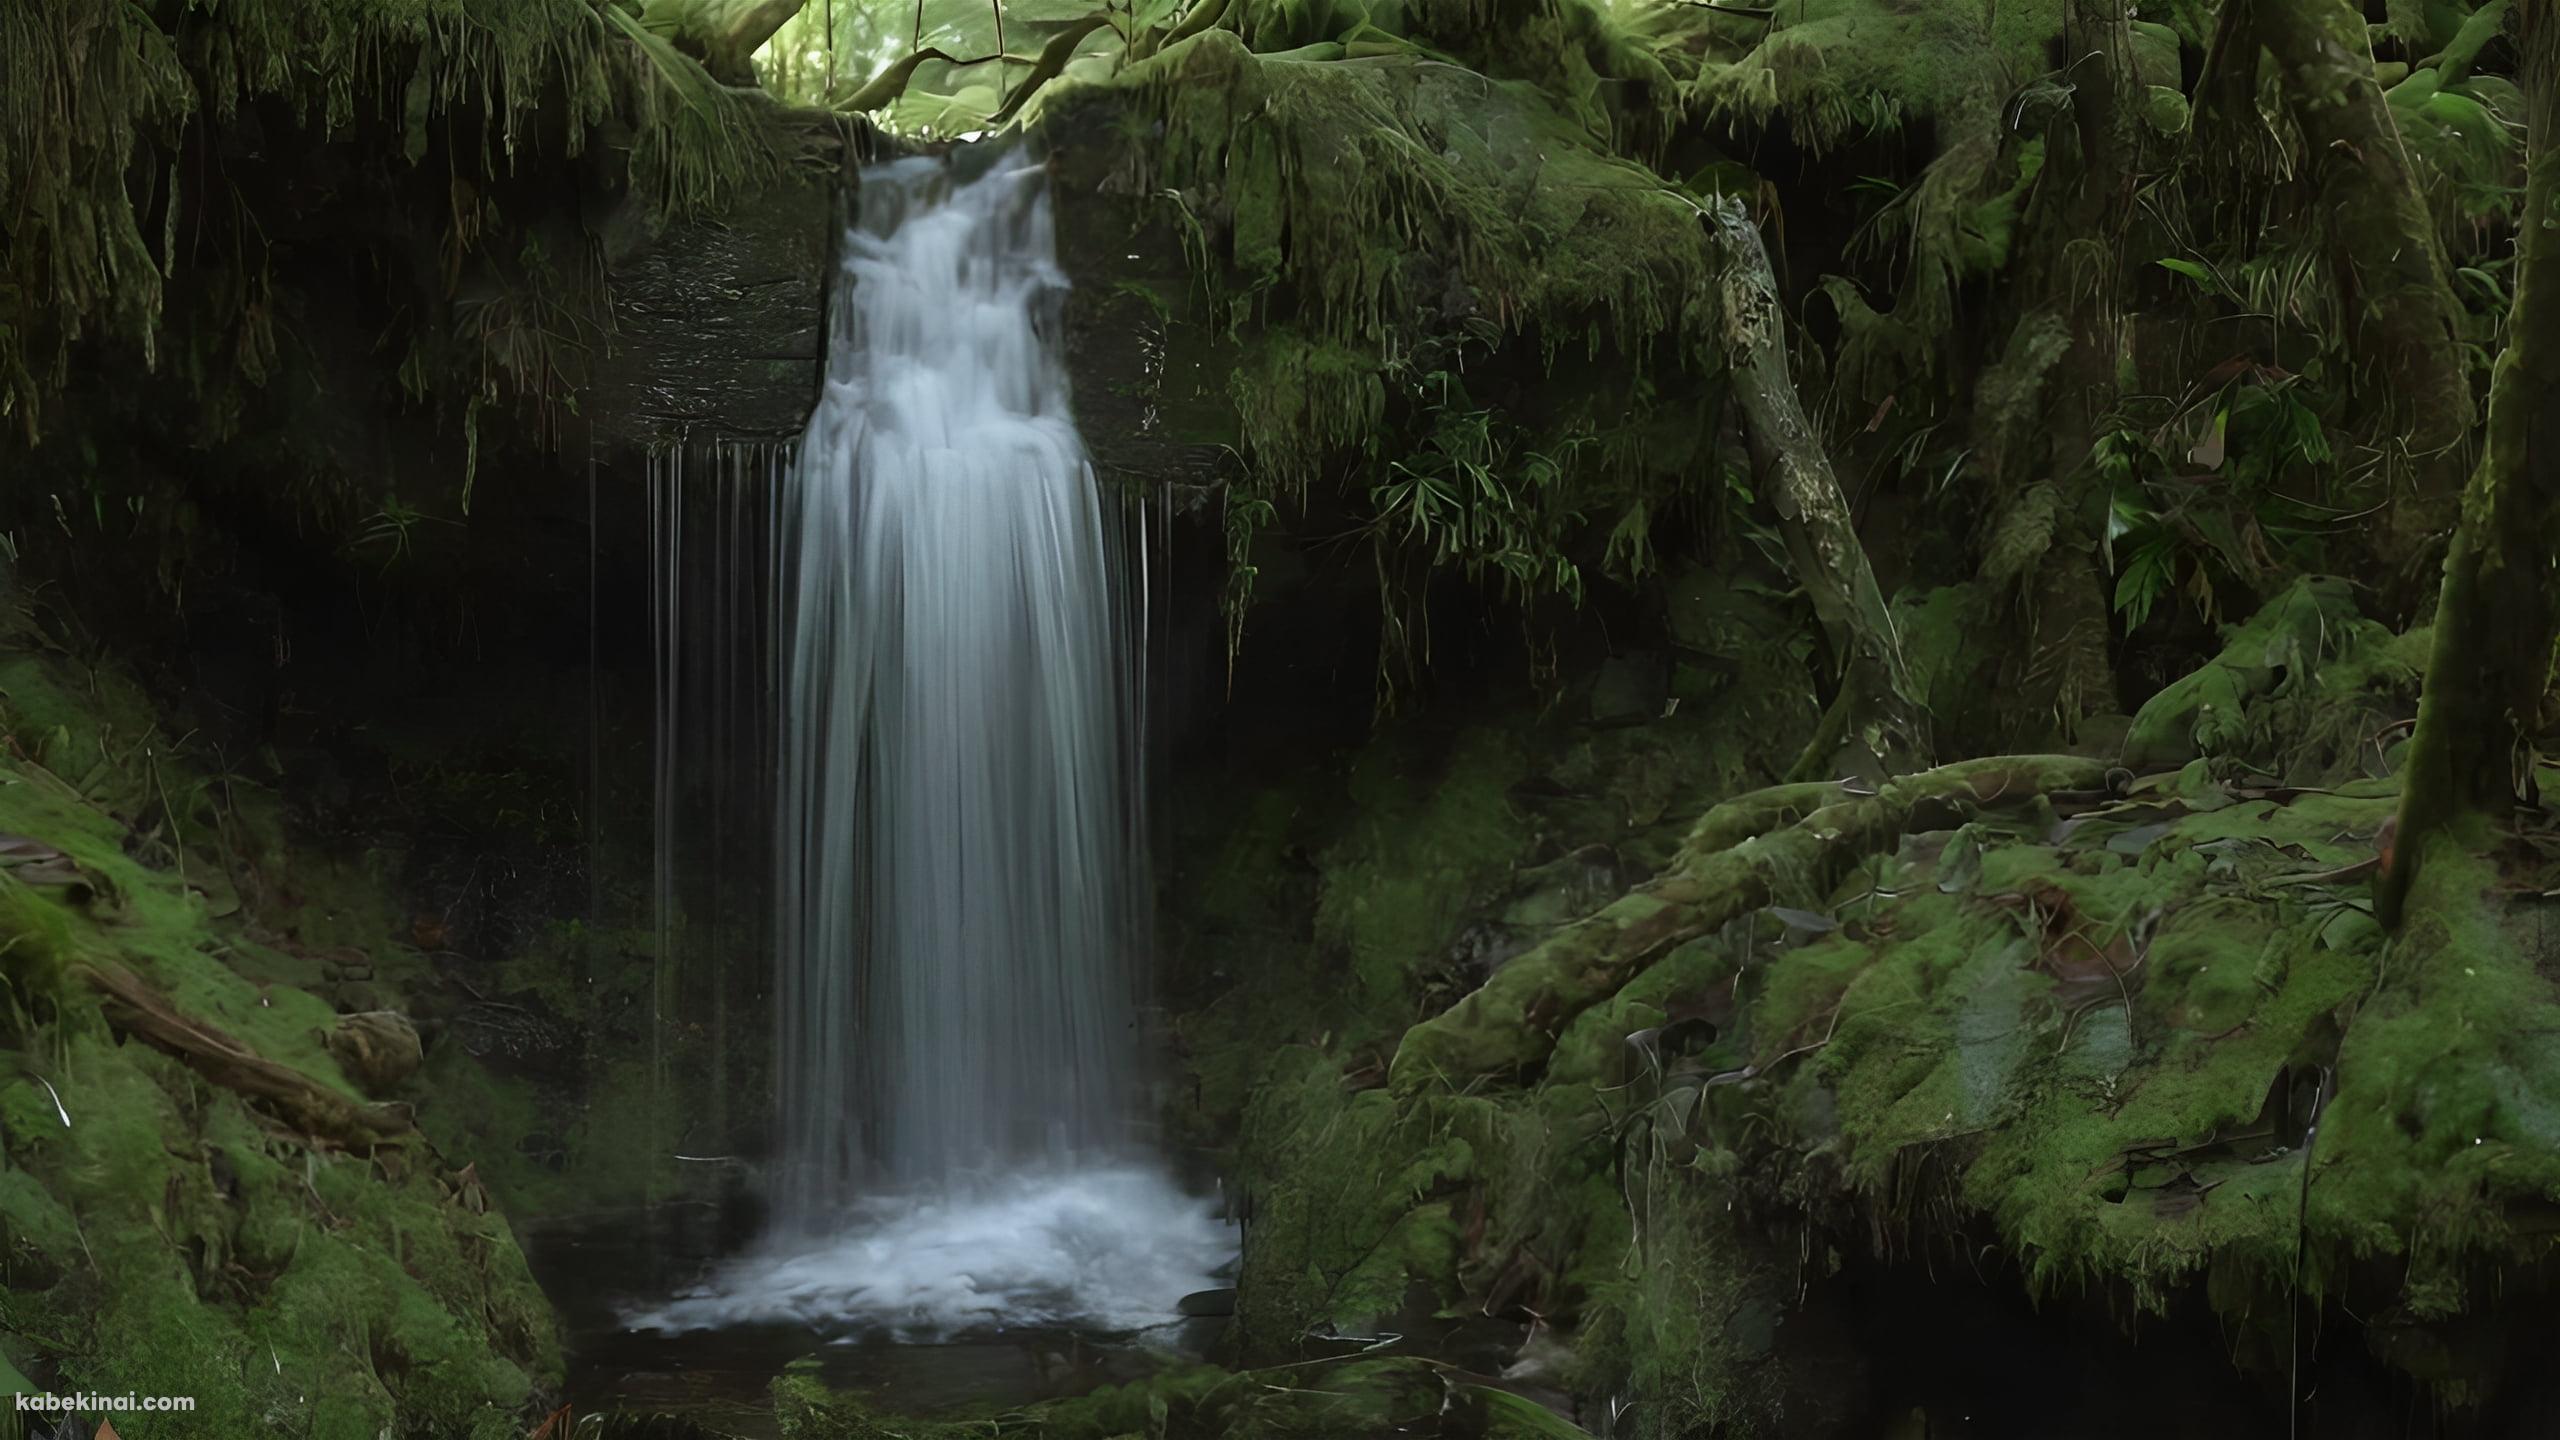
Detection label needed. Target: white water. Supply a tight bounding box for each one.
[633,155,1230,1339]
[629,1165,1232,1339]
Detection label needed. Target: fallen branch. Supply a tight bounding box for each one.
[1388,755,2107,1091]
[833,47,1007,113]
[80,963,412,1151]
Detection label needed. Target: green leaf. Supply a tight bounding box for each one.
[2155,257,2214,289]
[2113,543,2173,632]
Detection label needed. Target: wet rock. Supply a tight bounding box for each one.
[1587,653,1668,726]
[582,109,853,452]
[1046,97,1235,494]
[324,1010,423,1095]
[1178,1287,1237,1317]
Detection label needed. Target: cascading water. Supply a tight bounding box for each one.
[773,153,1146,1214]
[635,154,1229,1338]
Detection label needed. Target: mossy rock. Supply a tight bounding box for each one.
[0,642,562,1432]
[2121,576,2411,774]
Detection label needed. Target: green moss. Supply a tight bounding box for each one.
[1680,0,2062,151]
[2121,575,2405,774]
[1581,1151,1851,1438]
[1546,934,1741,1089]
[0,639,559,1431]
[1679,752,2560,1345]
[1315,726,1537,1022]
[2,0,812,441]
[1228,1052,1470,1348]
[0,1033,555,1436]
[1675,0,2068,342]
[1045,27,1726,674]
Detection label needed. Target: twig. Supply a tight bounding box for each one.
[2290,1064,2334,1440]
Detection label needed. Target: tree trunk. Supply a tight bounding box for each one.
[1982,0,2146,744]
[1706,200,1932,779]
[2259,0,2474,599]
[2379,4,2560,925]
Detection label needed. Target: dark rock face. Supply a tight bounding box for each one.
[1046,105,1237,496]
[572,105,1231,475]
[583,119,856,452]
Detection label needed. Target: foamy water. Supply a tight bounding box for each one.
[627,1166,1234,1339]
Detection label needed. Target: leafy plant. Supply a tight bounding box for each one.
[1367,373,1588,609]
[2099,368,2343,632]
[352,495,454,573]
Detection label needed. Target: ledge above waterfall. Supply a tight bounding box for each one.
[582,110,863,453]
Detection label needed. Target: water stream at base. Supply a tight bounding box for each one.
[629,153,1231,1344]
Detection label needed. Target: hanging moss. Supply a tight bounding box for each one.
[1670,0,2067,345]
[0,0,813,444]
[1042,26,1728,677]
[1120,30,1722,377]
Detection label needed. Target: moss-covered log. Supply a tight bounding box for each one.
[2259,0,2475,583]
[81,962,415,1152]
[1387,754,2106,1090]
[2382,3,2560,925]
[1706,199,1931,778]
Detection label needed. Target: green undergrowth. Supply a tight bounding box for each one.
[1165,667,1775,1133]
[1676,771,2560,1406]
[1160,659,1793,1370]
[1577,1157,1860,1439]
[0,631,561,1433]
[1194,581,2552,1415]
[1042,28,1727,683]
[2122,575,2427,775]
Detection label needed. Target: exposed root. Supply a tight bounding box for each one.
[1388,754,2109,1090]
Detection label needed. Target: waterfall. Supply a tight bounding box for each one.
[632,153,1228,1339]
[772,153,1147,1216]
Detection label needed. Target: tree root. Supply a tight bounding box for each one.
[1387,755,2109,1091]
[1676,780,1851,861]
[79,962,412,1151]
